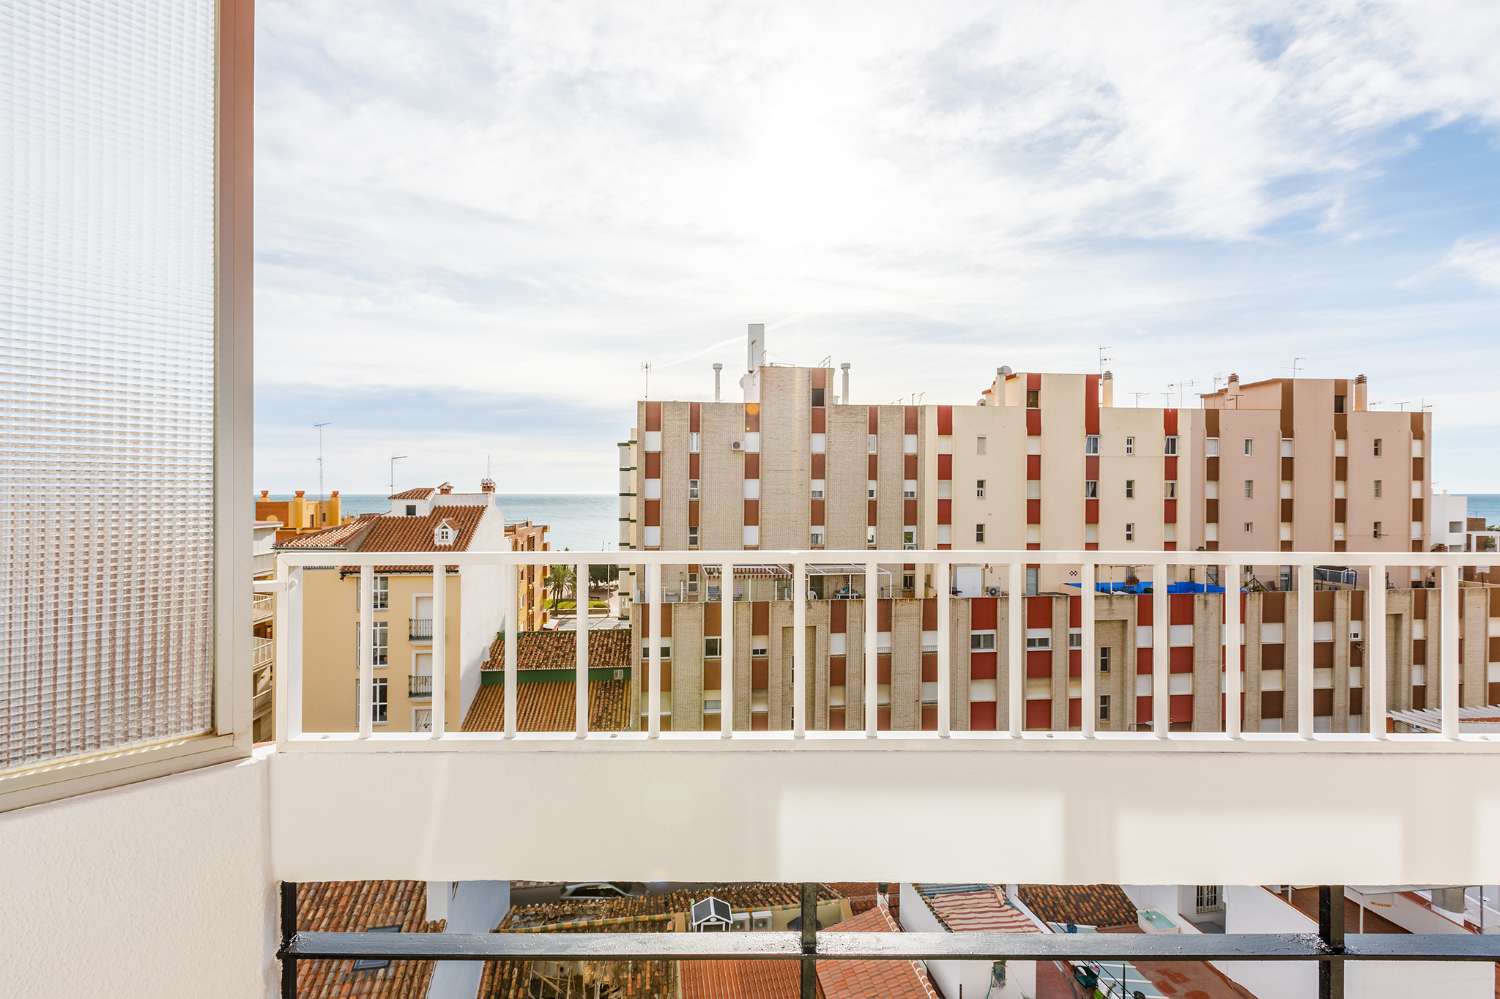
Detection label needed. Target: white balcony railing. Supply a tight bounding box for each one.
[271,548,1500,745]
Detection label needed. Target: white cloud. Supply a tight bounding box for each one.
[1438,234,1500,289]
[254,0,1500,491]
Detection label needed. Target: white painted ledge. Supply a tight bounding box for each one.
[269,742,1500,885]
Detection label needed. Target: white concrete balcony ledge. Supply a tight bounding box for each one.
[268,548,1500,888]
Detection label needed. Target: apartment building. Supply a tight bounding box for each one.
[505,520,551,631]
[257,488,351,541]
[619,325,1433,602]
[278,480,507,733]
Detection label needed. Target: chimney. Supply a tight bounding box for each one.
[840,362,851,404]
[1101,370,1114,408]
[747,323,766,372]
[259,489,269,499]
[480,477,496,494]
[1353,373,1368,411]
[327,490,341,525]
[713,362,723,402]
[438,481,454,495]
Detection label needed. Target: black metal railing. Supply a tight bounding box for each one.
[277,884,1500,999]
[409,617,432,641]
[408,674,432,698]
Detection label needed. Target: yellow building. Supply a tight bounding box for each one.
[279,482,508,733]
[256,488,350,542]
[505,519,551,631]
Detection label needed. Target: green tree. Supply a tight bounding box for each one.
[546,563,576,610]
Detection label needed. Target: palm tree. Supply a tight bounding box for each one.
[546,563,576,612]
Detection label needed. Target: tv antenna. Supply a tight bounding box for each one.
[313,422,331,501]
[641,362,652,400]
[389,454,408,497]
[1097,345,1112,376]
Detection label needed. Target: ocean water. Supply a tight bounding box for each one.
[266,493,618,551]
[1466,495,1500,527]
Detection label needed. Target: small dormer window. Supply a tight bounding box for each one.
[434,520,455,546]
[405,504,417,517]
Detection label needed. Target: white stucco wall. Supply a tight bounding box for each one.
[898,882,1037,999]
[3,754,276,999]
[426,880,511,999]
[1217,885,1490,999]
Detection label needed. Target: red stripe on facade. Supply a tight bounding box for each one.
[1085,499,1099,525]
[1163,408,1178,436]
[1026,408,1041,436]
[1085,374,1100,435]
[1026,454,1041,479]
[937,499,952,525]
[689,402,701,432]
[936,405,953,436]
[645,401,662,432]
[1026,499,1041,524]
[1026,595,1052,628]
[937,453,952,480]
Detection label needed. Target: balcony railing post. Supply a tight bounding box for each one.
[936,559,951,736]
[1224,562,1242,738]
[1319,885,1345,999]
[1441,562,1460,739]
[280,881,298,999]
[1298,562,1315,739]
[721,560,734,738]
[1153,561,1168,738]
[503,563,518,738]
[648,561,662,738]
[358,564,373,738]
[576,557,589,738]
[1080,560,1096,737]
[431,562,446,737]
[800,881,817,999]
[1367,564,1386,738]
[1008,561,1023,736]
[865,562,879,737]
[792,557,807,737]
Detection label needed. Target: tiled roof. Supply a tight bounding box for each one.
[355,504,488,553]
[461,679,631,732]
[680,958,800,999]
[296,881,444,999]
[914,884,1037,933]
[1017,884,1138,929]
[389,487,435,500]
[816,903,939,999]
[483,629,633,672]
[274,514,376,550]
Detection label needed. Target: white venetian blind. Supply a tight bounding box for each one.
[1,0,217,769]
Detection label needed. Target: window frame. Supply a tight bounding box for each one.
[1,1,254,812]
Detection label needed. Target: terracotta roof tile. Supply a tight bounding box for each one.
[274,514,377,550]
[1017,884,1138,929]
[914,884,1037,933]
[461,679,631,732]
[680,958,801,999]
[483,629,633,672]
[355,504,488,553]
[389,487,436,500]
[296,881,444,999]
[817,903,939,999]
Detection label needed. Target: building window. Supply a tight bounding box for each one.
[1085,434,1100,455]
[811,387,825,407]
[1448,520,1463,534]
[1373,479,1382,498]
[1373,438,1383,457]
[1165,480,1178,499]
[1026,634,1051,651]
[867,480,877,499]
[867,433,878,454]
[903,434,917,454]
[704,636,722,659]
[1206,437,1220,457]
[811,527,825,546]
[1124,479,1135,499]
[976,479,986,498]
[1243,521,1254,534]
[688,526,699,549]
[371,678,389,725]
[1164,435,1178,455]
[971,632,997,651]
[372,621,389,666]
[1243,438,1254,456]
[976,435,988,455]
[1025,567,1040,595]
[1085,480,1099,499]
[1243,479,1254,499]
[751,638,768,657]
[810,433,826,454]
[1068,630,1082,649]
[372,575,389,610]
[1125,435,1135,454]
[1099,647,1111,672]
[902,572,916,591]
[866,525,877,548]
[1125,523,1135,542]
[975,523,986,543]
[1196,886,1223,912]
[902,528,917,550]
[687,572,699,596]
[689,478,700,500]
[1098,694,1110,721]
[1334,394,1346,414]
[689,431,701,453]
[811,479,825,500]
[1026,389,1039,408]
[903,480,917,499]
[405,504,417,517]
[1373,521,1383,539]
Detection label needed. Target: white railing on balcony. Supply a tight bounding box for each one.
[271,548,1500,747]
[252,591,275,623]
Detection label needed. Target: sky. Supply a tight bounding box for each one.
[254,0,1500,496]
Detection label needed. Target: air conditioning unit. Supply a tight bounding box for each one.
[730,440,744,451]
[750,909,773,931]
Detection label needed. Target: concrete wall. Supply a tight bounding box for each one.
[4,756,276,998]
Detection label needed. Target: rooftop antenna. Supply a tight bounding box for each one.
[1395,401,1410,412]
[1291,356,1305,379]
[389,454,408,497]
[1130,392,1150,407]
[1177,379,1197,409]
[313,422,331,502]
[1212,373,1224,392]
[641,362,652,400]
[1097,346,1112,377]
